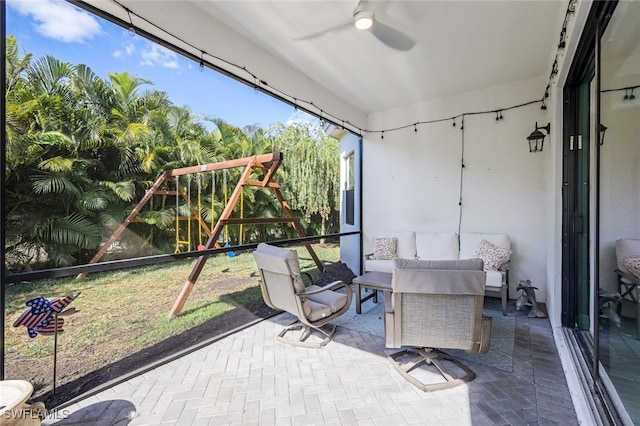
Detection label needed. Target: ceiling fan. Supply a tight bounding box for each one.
[295,0,415,51]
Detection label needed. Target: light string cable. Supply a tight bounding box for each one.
[601,84,640,99]
[107,0,362,134]
[541,0,577,109]
[457,116,466,236]
[105,0,574,138]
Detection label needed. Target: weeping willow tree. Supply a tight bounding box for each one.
[269,123,341,238]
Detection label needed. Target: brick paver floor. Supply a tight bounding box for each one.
[42,300,578,425]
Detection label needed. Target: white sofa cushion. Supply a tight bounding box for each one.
[460,232,511,261]
[485,270,505,288]
[365,259,394,274]
[371,231,416,260]
[415,232,459,260]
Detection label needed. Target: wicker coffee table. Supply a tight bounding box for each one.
[352,271,393,314]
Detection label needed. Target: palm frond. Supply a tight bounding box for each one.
[44,214,102,249]
[99,180,136,202]
[32,173,80,196]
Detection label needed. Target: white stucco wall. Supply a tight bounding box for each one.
[339,132,363,275]
[364,76,551,301]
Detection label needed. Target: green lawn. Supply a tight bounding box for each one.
[4,243,340,397]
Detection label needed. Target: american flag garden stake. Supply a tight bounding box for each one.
[13,293,79,394]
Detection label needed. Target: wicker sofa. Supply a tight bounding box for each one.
[364,231,511,315]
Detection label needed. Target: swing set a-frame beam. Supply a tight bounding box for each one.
[168,152,323,319]
[75,152,323,318]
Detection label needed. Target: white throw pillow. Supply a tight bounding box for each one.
[622,256,640,279]
[473,239,511,271]
[371,237,397,260]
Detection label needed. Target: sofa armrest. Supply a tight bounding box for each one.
[615,268,640,285]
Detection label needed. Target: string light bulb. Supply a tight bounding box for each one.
[126,9,136,36]
[199,52,205,72]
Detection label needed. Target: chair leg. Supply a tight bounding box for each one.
[276,320,337,348]
[635,286,640,340]
[501,284,507,316]
[388,348,476,392]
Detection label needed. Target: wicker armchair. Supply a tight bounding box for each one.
[253,243,352,348]
[385,258,492,391]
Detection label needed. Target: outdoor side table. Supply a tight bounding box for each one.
[352,271,393,314]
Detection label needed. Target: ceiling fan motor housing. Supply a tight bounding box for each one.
[353,0,374,30]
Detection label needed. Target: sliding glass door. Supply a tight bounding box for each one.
[597,1,640,423]
[563,1,640,423]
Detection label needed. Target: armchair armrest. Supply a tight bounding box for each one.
[297,280,352,296]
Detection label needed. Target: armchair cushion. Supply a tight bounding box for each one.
[304,285,350,314]
[304,299,333,321]
[254,243,306,292]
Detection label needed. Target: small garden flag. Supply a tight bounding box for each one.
[13,294,78,338]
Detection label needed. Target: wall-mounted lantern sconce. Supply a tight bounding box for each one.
[599,123,608,146]
[526,122,551,152]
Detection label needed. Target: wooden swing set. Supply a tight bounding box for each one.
[81,152,322,319]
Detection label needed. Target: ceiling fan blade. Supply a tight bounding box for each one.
[294,19,353,41]
[370,20,415,51]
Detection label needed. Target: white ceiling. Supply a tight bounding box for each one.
[82,0,567,117]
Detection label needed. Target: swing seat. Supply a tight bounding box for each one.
[225,242,236,257]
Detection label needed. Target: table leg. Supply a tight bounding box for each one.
[355,283,362,314]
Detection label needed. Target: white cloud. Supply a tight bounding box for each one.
[8,0,102,43]
[286,110,320,127]
[113,42,136,59]
[140,44,179,69]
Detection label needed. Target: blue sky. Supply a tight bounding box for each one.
[6,0,315,130]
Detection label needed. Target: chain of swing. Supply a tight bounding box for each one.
[173,169,244,254]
